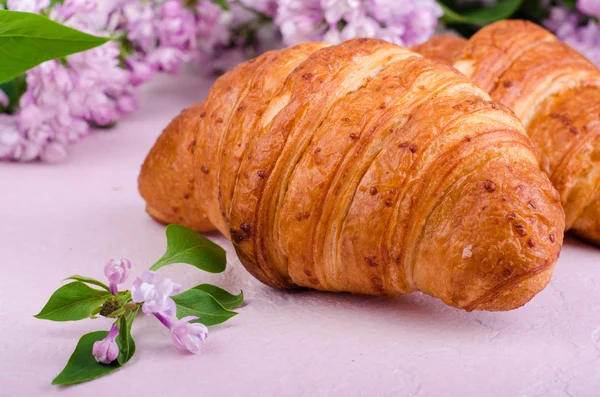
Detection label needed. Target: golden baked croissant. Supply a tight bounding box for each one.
[413,20,600,245]
[411,34,467,65]
[139,38,565,311]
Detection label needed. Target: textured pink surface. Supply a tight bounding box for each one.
[2,74,600,397]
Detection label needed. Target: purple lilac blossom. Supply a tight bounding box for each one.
[545,6,600,67]
[171,316,209,353]
[275,0,442,47]
[0,116,23,160]
[131,271,182,316]
[1,0,237,163]
[241,0,278,16]
[6,0,50,12]
[276,0,327,44]
[92,324,120,364]
[151,312,209,353]
[220,0,283,65]
[579,0,600,18]
[104,258,132,295]
[0,91,8,108]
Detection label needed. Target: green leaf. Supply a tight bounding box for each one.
[52,331,121,385]
[191,284,243,310]
[116,316,136,365]
[0,74,26,112]
[172,289,237,326]
[211,0,230,11]
[34,282,110,322]
[64,275,110,292]
[150,224,226,273]
[126,305,140,330]
[0,10,111,84]
[438,0,524,26]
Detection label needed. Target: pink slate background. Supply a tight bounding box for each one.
[1,73,600,397]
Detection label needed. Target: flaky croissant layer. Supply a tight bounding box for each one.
[139,38,565,312]
[413,20,600,246]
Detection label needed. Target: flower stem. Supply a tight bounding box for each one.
[154,312,173,329]
[107,324,120,340]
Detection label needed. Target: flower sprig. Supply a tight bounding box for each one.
[34,224,243,385]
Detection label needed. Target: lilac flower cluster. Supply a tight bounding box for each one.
[93,259,208,363]
[131,270,209,354]
[544,3,600,67]
[275,0,442,47]
[0,0,235,163]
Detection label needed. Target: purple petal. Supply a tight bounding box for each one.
[182,334,202,353]
[163,297,178,317]
[171,282,183,296]
[107,324,119,340]
[131,277,145,303]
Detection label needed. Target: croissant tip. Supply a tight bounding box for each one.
[462,261,555,312]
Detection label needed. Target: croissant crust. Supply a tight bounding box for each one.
[139,38,565,311]
[413,20,600,245]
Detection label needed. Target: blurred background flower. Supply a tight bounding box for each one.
[0,0,598,163]
[275,0,442,47]
[0,0,241,163]
[545,3,600,66]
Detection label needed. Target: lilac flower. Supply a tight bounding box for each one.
[276,0,326,45]
[196,0,233,52]
[125,58,154,86]
[275,0,442,47]
[545,7,600,67]
[366,0,443,46]
[171,316,209,353]
[2,0,240,163]
[323,14,380,43]
[322,0,361,25]
[51,0,99,22]
[67,42,133,126]
[0,90,8,108]
[117,95,138,114]
[156,1,198,50]
[0,114,43,162]
[146,47,189,75]
[15,141,42,162]
[0,116,22,160]
[150,313,209,353]
[6,0,50,13]
[131,271,182,316]
[104,258,132,295]
[579,0,600,19]
[122,1,156,53]
[2,0,138,163]
[92,324,119,364]
[244,0,278,16]
[544,7,579,37]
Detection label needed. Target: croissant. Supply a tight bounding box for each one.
[411,34,467,66]
[413,20,600,245]
[139,38,565,311]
